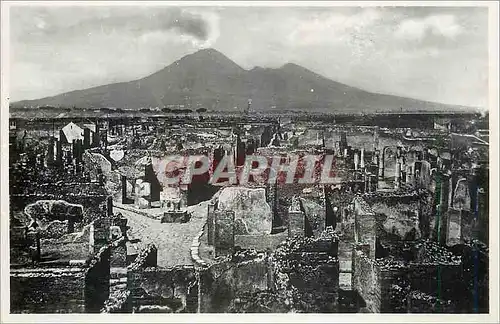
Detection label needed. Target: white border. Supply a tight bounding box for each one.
[1,1,498,323]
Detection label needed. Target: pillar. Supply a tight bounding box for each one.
[47,138,54,165]
[84,128,91,149]
[55,138,62,165]
[121,175,128,203]
[379,150,385,180]
[367,173,372,193]
[448,175,454,209]
[107,196,113,217]
[360,148,365,169]
[394,161,401,190]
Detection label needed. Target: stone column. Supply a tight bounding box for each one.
[121,175,127,203]
[394,161,401,190]
[448,176,454,209]
[84,128,91,149]
[379,148,385,179]
[107,196,113,217]
[360,148,365,169]
[367,173,372,193]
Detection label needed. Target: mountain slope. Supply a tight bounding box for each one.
[11,48,472,113]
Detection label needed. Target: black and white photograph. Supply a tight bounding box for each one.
[1,1,498,322]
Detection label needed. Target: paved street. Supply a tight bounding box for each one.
[119,201,208,268]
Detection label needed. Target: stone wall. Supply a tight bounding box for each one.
[10,244,111,314]
[127,266,198,313]
[353,197,376,259]
[216,187,273,235]
[11,183,110,231]
[11,267,87,313]
[128,243,158,270]
[352,249,381,312]
[85,245,111,312]
[371,201,421,241]
[234,232,288,252]
[110,239,127,268]
[214,210,235,257]
[273,234,340,313]
[299,197,326,238]
[199,253,271,313]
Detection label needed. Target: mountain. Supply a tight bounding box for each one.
[11,48,473,113]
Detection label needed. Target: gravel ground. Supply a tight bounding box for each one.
[120,201,208,267]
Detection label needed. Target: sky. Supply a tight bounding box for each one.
[9,4,490,109]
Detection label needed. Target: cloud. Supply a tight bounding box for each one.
[395,14,463,40]
[11,7,220,45]
[287,8,382,45]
